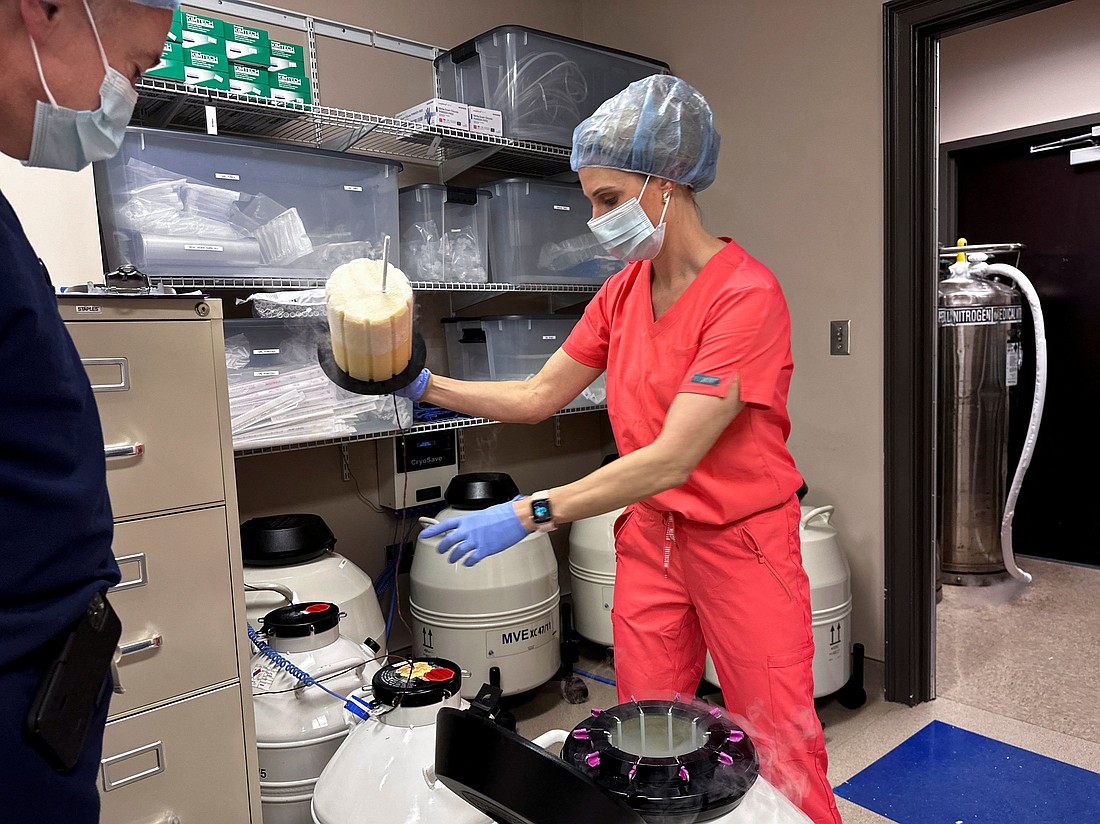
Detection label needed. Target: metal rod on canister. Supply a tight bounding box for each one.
[381,235,391,293]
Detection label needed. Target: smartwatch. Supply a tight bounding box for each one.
[530,490,557,532]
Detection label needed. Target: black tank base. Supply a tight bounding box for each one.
[836,642,867,710]
[317,332,426,396]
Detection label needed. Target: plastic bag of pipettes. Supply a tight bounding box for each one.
[238,288,328,319]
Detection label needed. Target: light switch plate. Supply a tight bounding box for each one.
[830,320,850,355]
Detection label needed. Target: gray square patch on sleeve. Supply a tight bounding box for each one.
[691,373,721,386]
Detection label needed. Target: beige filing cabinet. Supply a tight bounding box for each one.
[59,294,261,824]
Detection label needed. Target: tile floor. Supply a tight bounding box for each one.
[507,556,1100,822]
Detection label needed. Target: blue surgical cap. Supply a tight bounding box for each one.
[132,0,181,8]
[570,74,720,192]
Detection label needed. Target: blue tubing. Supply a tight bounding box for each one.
[574,668,617,687]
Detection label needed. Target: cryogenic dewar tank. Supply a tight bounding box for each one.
[937,242,1048,585]
[411,473,561,698]
[704,503,860,704]
[312,658,474,824]
[251,603,381,824]
[314,675,813,824]
[242,514,387,652]
[568,506,624,647]
[938,255,1022,582]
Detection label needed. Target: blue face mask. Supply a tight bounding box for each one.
[24,0,138,172]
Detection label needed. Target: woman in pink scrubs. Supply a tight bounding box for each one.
[408,75,841,824]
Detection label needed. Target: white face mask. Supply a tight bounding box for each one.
[587,175,671,262]
[24,0,138,172]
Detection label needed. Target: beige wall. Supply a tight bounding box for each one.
[940,0,1100,144]
[581,1,888,659]
[0,158,103,285]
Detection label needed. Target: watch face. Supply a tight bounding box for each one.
[532,498,552,523]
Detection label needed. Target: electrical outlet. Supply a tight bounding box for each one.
[830,320,850,356]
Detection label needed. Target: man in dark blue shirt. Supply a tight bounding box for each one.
[0,0,174,819]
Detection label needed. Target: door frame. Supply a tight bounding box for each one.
[882,0,1072,705]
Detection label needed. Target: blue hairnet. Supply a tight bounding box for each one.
[570,75,720,191]
[132,0,180,8]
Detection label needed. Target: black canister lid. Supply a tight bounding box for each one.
[372,658,463,708]
[444,473,519,510]
[240,514,336,567]
[435,704,647,824]
[260,602,341,638]
[560,700,759,823]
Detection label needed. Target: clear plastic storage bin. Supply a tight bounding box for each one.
[442,315,605,409]
[398,185,491,283]
[224,319,412,450]
[94,128,401,280]
[435,25,669,146]
[486,177,620,285]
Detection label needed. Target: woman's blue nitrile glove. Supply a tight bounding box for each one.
[394,368,431,401]
[420,497,532,566]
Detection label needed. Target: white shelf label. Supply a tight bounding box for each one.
[343,185,363,192]
[215,172,240,181]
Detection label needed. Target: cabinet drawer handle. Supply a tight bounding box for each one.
[104,442,145,460]
[101,740,165,791]
[82,357,130,392]
[120,634,163,656]
[112,553,148,592]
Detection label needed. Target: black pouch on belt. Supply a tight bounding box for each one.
[24,591,122,772]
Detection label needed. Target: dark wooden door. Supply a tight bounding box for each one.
[953,130,1100,567]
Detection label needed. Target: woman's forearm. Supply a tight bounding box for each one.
[511,444,689,531]
[421,373,551,424]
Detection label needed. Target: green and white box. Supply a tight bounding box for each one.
[166,9,183,44]
[229,63,269,96]
[270,86,310,105]
[269,39,306,76]
[182,66,230,91]
[225,23,271,68]
[230,79,269,97]
[161,40,182,62]
[181,11,224,39]
[145,57,185,82]
[269,72,311,95]
[182,31,223,61]
[181,12,224,62]
[184,48,228,74]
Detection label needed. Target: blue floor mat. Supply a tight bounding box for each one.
[834,720,1100,823]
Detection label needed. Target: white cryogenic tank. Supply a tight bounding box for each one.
[568,507,624,647]
[796,505,852,696]
[411,473,561,699]
[242,514,387,652]
[311,658,491,824]
[251,602,382,824]
[703,504,852,699]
